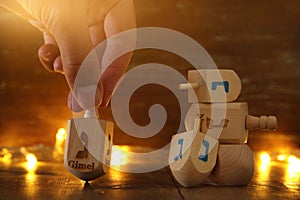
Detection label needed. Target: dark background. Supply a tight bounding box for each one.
[0,0,299,151]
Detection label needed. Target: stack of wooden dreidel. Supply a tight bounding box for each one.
[169,69,277,187]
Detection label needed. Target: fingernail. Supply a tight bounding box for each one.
[53,65,63,73]
[53,57,63,73]
[40,51,51,62]
[77,85,102,109]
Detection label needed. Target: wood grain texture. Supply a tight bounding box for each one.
[64,118,114,181]
[169,118,219,187]
[246,115,277,130]
[185,102,249,144]
[206,144,254,186]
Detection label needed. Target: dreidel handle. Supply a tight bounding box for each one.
[84,109,99,118]
[179,82,200,90]
[246,115,277,130]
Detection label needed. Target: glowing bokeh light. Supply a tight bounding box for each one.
[56,128,66,142]
[287,156,300,174]
[284,155,300,189]
[53,128,67,158]
[25,153,37,171]
[288,156,299,164]
[277,154,287,161]
[0,148,12,164]
[258,152,271,173]
[20,147,38,171]
[260,152,271,164]
[110,145,129,170]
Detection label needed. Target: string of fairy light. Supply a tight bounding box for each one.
[0,128,299,188]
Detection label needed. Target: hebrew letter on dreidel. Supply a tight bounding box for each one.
[198,139,209,162]
[174,138,184,161]
[76,132,89,159]
[184,69,242,102]
[207,118,230,129]
[211,81,229,93]
[169,118,219,188]
[185,103,277,144]
[65,114,114,181]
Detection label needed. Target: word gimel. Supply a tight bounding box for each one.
[68,160,95,170]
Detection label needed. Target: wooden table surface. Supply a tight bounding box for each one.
[0,146,299,200]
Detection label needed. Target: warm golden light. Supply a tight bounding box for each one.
[260,152,271,164]
[277,154,287,161]
[0,148,12,164]
[26,153,37,171]
[56,128,66,142]
[25,171,37,197]
[287,155,299,164]
[256,151,300,189]
[287,156,300,173]
[20,147,37,171]
[258,152,271,173]
[110,145,129,170]
[53,128,67,159]
[284,155,300,189]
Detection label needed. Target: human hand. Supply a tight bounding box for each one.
[1,0,136,111]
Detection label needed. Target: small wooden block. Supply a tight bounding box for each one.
[169,122,219,187]
[182,69,242,103]
[205,144,254,186]
[64,118,114,181]
[185,102,277,144]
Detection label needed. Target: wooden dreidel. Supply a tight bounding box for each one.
[205,144,254,186]
[64,109,114,181]
[179,69,242,103]
[185,102,277,144]
[169,118,219,187]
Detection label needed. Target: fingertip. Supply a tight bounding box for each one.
[76,84,103,110]
[38,44,60,72]
[53,56,63,73]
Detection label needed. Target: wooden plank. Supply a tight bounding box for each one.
[0,162,183,200]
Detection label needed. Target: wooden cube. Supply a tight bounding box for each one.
[180,69,242,103]
[64,118,114,181]
[169,122,219,187]
[185,102,277,144]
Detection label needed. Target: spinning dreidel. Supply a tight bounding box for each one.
[169,118,219,187]
[64,109,114,181]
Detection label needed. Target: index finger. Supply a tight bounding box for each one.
[49,10,102,109]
